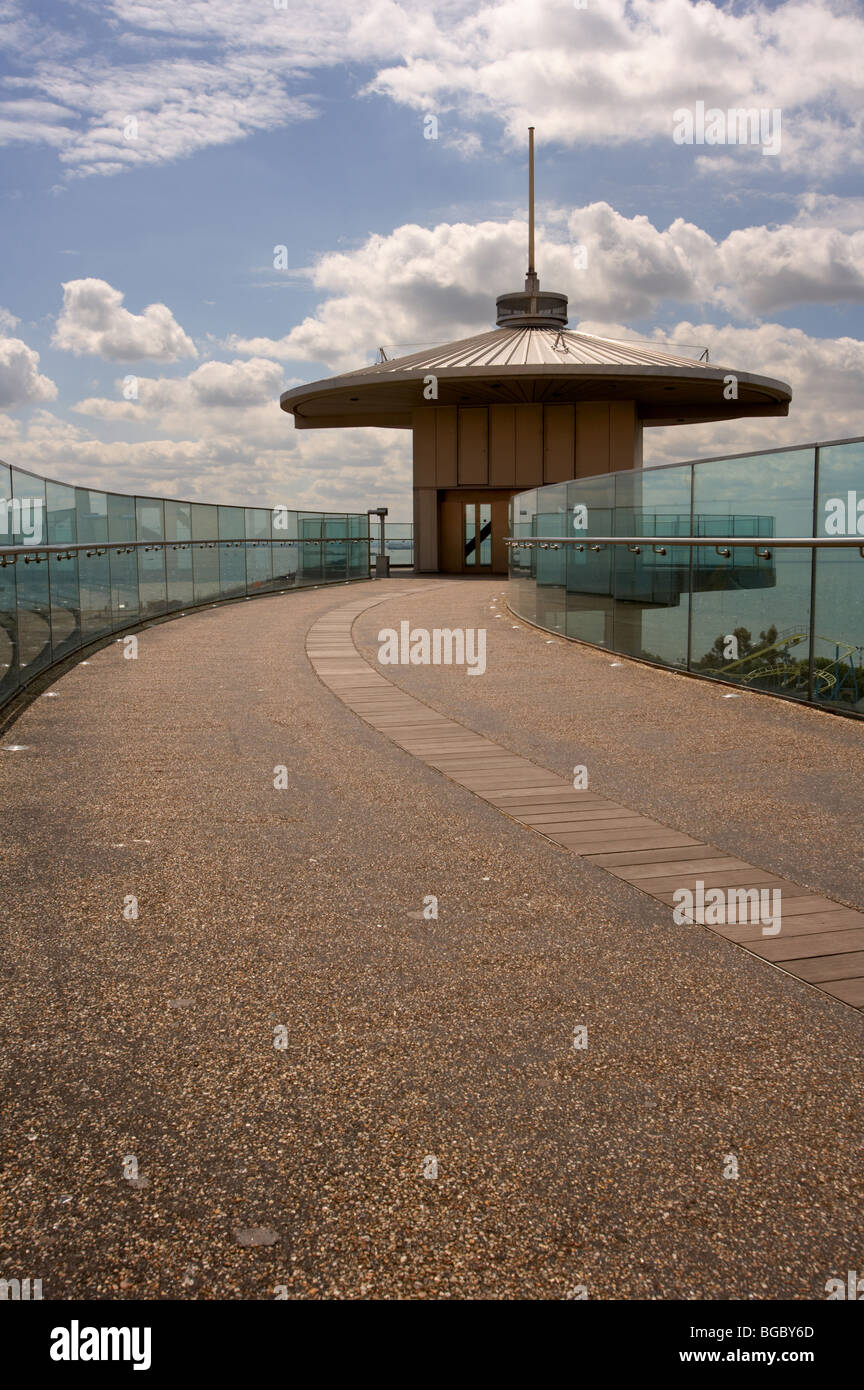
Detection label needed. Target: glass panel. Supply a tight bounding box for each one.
[380,519,410,568]
[0,460,16,696]
[219,541,246,597]
[613,463,692,667]
[78,549,112,641]
[193,541,220,602]
[349,512,371,576]
[108,491,136,542]
[245,539,273,593]
[46,480,77,544]
[690,450,814,700]
[14,552,51,675]
[479,502,492,566]
[509,489,537,625]
[11,468,46,546]
[0,547,17,700]
[165,500,192,542]
[191,503,219,542]
[273,507,298,541]
[76,488,109,544]
[299,514,323,583]
[323,514,347,582]
[245,507,270,540]
[533,483,567,632]
[218,506,244,541]
[272,540,299,588]
[49,551,81,659]
[564,475,614,645]
[814,441,864,712]
[0,460,13,550]
[136,497,164,542]
[166,542,193,609]
[464,504,476,566]
[110,545,139,627]
[138,544,167,618]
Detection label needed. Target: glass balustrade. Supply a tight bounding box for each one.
[508,438,864,716]
[0,460,372,712]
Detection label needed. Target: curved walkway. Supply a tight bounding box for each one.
[1,577,863,1299]
[308,589,864,1010]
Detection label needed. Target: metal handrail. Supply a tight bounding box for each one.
[0,536,371,564]
[505,535,864,557]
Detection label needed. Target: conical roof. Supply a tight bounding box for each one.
[348,325,725,372]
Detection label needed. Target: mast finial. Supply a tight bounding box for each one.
[528,126,535,276]
[494,125,567,327]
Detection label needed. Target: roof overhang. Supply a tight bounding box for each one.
[280,362,792,430]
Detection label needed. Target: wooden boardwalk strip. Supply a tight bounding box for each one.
[305,593,864,1013]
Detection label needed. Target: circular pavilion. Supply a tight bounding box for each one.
[280,131,792,574]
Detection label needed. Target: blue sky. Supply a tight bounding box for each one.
[1,0,863,518]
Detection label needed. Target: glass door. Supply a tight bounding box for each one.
[463,502,492,570]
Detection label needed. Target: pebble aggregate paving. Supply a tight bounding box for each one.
[319,590,864,1008]
[1,577,863,1300]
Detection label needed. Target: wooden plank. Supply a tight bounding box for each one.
[488,795,602,806]
[546,830,700,851]
[784,952,864,983]
[650,881,817,905]
[749,929,864,961]
[714,909,864,942]
[819,978,864,1007]
[532,816,665,833]
[632,870,790,895]
[514,807,649,825]
[585,844,723,866]
[611,858,756,880]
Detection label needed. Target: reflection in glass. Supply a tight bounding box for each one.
[508,441,863,717]
[166,543,193,609]
[47,481,77,544]
[464,505,476,566]
[479,503,492,566]
[49,552,80,658]
[814,442,864,712]
[76,488,108,544]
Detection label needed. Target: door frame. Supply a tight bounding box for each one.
[437,489,513,574]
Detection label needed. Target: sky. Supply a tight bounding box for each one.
[1,0,863,520]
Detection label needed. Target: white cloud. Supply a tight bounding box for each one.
[364,0,864,179]
[228,205,864,374]
[228,218,519,370]
[1,404,412,516]
[639,319,864,464]
[795,193,864,233]
[0,334,57,408]
[73,356,287,421]
[3,0,863,178]
[52,278,197,361]
[0,97,76,150]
